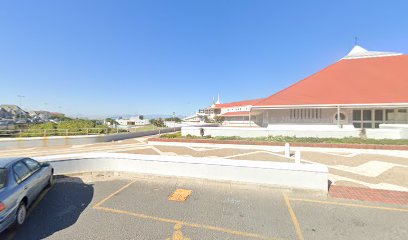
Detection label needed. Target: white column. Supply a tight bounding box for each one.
[266,111,269,127]
[294,150,301,164]
[337,105,340,128]
[284,143,290,158]
[249,113,251,127]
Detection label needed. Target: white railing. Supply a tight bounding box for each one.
[0,128,119,137]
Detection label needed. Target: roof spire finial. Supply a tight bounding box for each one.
[354,36,359,46]
[216,93,220,104]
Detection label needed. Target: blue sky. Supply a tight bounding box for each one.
[1,1,407,118]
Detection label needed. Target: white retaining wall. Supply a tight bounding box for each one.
[34,153,329,192]
[0,127,181,150]
[182,126,408,139]
[182,126,360,138]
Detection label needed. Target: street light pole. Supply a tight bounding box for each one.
[17,95,25,121]
[44,102,49,122]
[173,111,176,132]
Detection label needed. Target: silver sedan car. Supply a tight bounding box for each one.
[0,157,53,233]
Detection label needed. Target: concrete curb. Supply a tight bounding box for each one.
[34,152,329,192]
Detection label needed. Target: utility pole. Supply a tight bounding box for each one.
[173,112,176,132]
[44,102,49,122]
[17,95,25,121]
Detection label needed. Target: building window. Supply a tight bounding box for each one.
[290,108,321,120]
[363,110,372,121]
[352,109,396,129]
[353,110,361,121]
[375,110,383,121]
[334,113,346,121]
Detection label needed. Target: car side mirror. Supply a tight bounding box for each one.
[41,162,50,167]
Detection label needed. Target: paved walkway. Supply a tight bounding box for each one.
[1,136,407,195]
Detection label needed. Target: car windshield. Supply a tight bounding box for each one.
[0,169,6,189]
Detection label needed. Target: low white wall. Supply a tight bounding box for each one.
[182,126,360,138]
[182,126,408,139]
[34,153,328,192]
[366,128,408,139]
[0,127,181,150]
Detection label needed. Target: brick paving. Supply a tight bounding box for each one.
[329,185,408,205]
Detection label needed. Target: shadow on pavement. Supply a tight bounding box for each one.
[3,176,94,240]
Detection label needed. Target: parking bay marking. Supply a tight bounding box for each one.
[93,180,137,208]
[93,181,283,240]
[94,206,282,240]
[166,223,191,240]
[283,193,304,240]
[289,197,408,212]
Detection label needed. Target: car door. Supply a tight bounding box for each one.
[22,158,45,196]
[12,161,37,206]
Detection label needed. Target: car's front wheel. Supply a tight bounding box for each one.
[47,170,54,187]
[16,202,27,226]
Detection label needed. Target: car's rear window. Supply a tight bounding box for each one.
[0,169,6,189]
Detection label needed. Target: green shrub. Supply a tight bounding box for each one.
[58,119,96,134]
[160,132,182,138]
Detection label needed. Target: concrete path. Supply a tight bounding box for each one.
[1,136,407,192]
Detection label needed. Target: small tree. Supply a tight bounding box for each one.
[202,116,209,123]
[105,118,118,126]
[139,115,144,120]
[150,118,166,128]
[214,116,225,124]
[165,117,182,123]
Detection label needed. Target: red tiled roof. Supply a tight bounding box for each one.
[254,55,408,107]
[221,111,250,116]
[214,98,264,108]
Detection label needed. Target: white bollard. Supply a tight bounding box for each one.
[284,143,290,158]
[294,150,301,164]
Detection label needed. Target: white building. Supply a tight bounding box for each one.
[115,116,150,126]
[184,45,408,139]
[251,45,408,131]
[211,99,264,126]
[190,95,264,126]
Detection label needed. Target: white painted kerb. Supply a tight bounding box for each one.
[34,153,328,192]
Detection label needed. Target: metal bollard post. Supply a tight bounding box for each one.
[294,150,301,164]
[284,143,290,158]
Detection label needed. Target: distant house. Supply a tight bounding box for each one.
[115,116,150,126]
[183,115,201,123]
[193,97,264,126]
[0,107,12,119]
[29,111,50,122]
[0,105,27,119]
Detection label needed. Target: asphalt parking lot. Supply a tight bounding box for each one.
[2,174,407,240]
